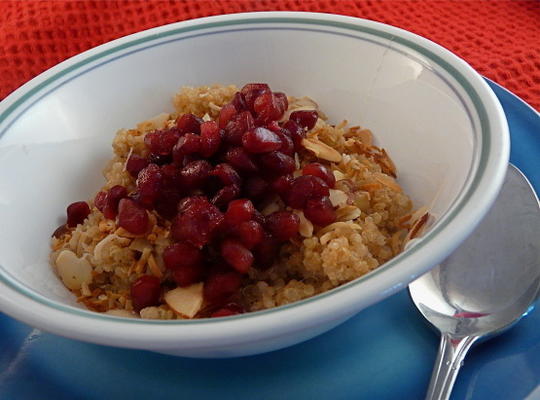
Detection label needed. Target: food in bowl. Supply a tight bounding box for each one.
[50,83,426,320]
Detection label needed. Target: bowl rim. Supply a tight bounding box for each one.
[0,11,509,346]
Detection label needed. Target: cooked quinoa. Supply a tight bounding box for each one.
[51,84,421,319]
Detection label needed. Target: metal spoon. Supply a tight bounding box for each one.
[409,164,540,400]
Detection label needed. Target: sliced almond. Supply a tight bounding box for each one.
[294,210,314,237]
[301,138,342,162]
[318,221,362,236]
[336,205,362,221]
[164,283,204,318]
[329,189,348,207]
[147,254,163,279]
[129,237,151,252]
[105,309,138,318]
[333,170,346,181]
[55,250,93,290]
[374,174,402,192]
[261,201,281,216]
[93,234,130,264]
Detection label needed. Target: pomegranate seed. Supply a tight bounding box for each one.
[266,121,281,134]
[258,151,295,175]
[243,176,269,200]
[66,201,90,227]
[224,111,255,145]
[176,113,203,134]
[163,242,202,270]
[131,275,161,311]
[211,303,244,318]
[172,264,204,287]
[211,184,240,208]
[126,154,149,177]
[94,191,107,211]
[274,129,294,156]
[253,209,266,226]
[236,220,264,248]
[253,232,280,269]
[290,110,318,130]
[221,239,253,273]
[253,92,284,124]
[225,199,255,225]
[180,154,200,167]
[282,120,305,151]
[177,195,207,213]
[172,133,201,164]
[304,196,336,226]
[144,128,181,155]
[199,121,221,158]
[160,164,183,188]
[287,175,329,208]
[136,164,162,207]
[303,163,336,188]
[103,185,128,219]
[117,198,149,234]
[171,198,224,247]
[210,163,241,186]
[224,147,258,173]
[148,153,172,166]
[273,92,288,116]
[240,83,270,111]
[52,224,69,239]
[242,127,282,153]
[266,211,300,241]
[218,103,237,129]
[231,92,247,111]
[204,270,242,304]
[154,193,183,220]
[271,174,294,199]
[180,160,212,189]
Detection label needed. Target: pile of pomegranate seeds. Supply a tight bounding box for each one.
[63,83,339,317]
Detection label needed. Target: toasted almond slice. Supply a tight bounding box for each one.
[93,234,130,264]
[333,170,346,181]
[336,205,362,221]
[164,283,204,318]
[301,138,342,162]
[346,127,373,146]
[147,254,163,279]
[129,237,151,252]
[294,210,314,237]
[329,189,348,207]
[115,227,139,238]
[403,211,431,248]
[318,221,362,236]
[261,201,281,216]
[55,250,93,290]
[374,174,402,192]
[105,309,138,318]
[135,247,152,274]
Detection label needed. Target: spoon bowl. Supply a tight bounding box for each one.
[409,164,540,400]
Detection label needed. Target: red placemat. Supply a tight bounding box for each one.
[0,0,539,109]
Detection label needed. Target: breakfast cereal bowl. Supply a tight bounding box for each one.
[0,12,509,358]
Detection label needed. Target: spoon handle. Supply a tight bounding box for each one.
[425,333,479,400]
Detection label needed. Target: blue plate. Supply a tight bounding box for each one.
[1,79,538,400]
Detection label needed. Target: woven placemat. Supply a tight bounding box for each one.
[0,0,538,109]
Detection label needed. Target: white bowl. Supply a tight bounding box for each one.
[0,12,509,358]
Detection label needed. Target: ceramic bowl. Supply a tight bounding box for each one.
[0,12,509,358]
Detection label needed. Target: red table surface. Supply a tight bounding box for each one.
[0,0,539,110]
